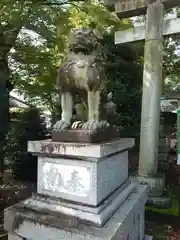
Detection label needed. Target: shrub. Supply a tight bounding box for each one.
[4,107,48,181]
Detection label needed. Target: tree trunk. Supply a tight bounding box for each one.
[0,55,10,183]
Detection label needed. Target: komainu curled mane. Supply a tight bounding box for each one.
[54,28,109,131]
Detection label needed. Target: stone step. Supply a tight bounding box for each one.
[146,196,171,209]
[144,235,153,240]
[22,182,136,227]
[4,185,148,240]
[158,162,169,171]
[158,153,168,160]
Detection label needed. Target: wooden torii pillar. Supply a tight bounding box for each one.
[105,0,180,198]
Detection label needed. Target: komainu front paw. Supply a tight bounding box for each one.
[53,120,70,132]
[82,120,110,131]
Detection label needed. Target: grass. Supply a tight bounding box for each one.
[145,184,180,217]
[145,186,180,239]
[0,234,7,240]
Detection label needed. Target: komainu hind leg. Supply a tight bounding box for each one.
[82,91,109,131]
[53,92,73,131]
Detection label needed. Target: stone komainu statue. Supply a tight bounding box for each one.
[54,28,109,131]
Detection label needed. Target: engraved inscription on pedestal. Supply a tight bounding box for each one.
[37,150,129,206]
[41,162,91,197]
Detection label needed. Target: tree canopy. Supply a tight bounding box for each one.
[9,1,131,115]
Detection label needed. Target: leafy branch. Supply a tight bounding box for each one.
[42,0,88,6]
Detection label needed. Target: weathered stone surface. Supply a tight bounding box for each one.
[158,146,168,154]
[158,115,169,172]
[103,0,119,6]
[147,196,171,208]
[157,141,169,170]
[158,153,168,161]
[52,127,119,143]
[115,18,180,44]
[22,182,136,226]
[158,160,169,172]
[4,185,148,240]
[131,174,165,197]
[144,236,153,240]
[24,180,131,215]
[37,150,129,206]
[114,0,180,18]
[138,2,164,177]
[54,28,107,134]
[158,139,167,150]
[8,234,23,240]
[28,138,135,158]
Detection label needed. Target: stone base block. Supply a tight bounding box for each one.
[28,138,135,159]
[147,196,171,209]
[4,185,148,240]
[144,236,153,240]
[130,174,165,197]
[23,181,135,227]
[28,139,135,206]
[8,234,23,240]
[37,151,129,206]
[52,127,119,143]
[8,234,153,240]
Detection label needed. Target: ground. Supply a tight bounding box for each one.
[1,171,180,239]
[146,211,180,239]
[0,171,36,239]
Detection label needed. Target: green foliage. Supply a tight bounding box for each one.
[68,2,131,32]
[4,108,47,181]
[9,1,132,120]
[0,0,98,175]
[163,36,180,95]
[10,35,59,113]
[102,34,143,136]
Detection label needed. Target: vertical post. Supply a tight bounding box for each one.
[139,2,164,177]
[177,100,180,165]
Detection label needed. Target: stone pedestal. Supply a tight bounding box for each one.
[4,138,148,239]
[130,173,170,208]
[131,174,165,197]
